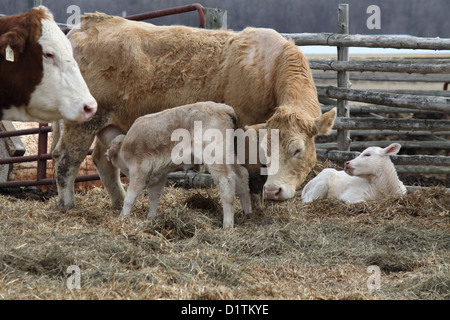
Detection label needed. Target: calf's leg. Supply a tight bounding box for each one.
[146,177,167,219]
[209,164,236,228]
[120,168,146,218]
[231,164,252,214]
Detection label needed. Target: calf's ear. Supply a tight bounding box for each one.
[0,31,27,61]
[383,143,401,156]
[315,107,337,135]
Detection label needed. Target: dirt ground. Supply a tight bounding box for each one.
[0,159,448,300]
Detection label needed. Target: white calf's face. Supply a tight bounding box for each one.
[344,144,401,177]
[27,17,97,123]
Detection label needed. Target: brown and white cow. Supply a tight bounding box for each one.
[0,6,97,122]
[52,13,336,210]
[98,102,252,228]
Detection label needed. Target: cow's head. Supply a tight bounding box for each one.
[251,106,336,201]
[0,6,97,122]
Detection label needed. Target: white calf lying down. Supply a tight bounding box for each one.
[98,102,252,228]
[301,143,407,203]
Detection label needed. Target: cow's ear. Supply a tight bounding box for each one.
[0,31,27,61]
[315,107,336,135]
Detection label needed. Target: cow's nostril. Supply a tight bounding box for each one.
[264,186,282,199]
[83,102,97,119]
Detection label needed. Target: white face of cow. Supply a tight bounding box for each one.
[30,17,97,123]
[4,10,97,123]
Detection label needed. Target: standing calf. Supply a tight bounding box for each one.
[98,102,252,228]
[301,143,407,203]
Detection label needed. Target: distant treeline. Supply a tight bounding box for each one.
[1,0,449,37]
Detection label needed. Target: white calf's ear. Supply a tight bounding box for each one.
[383,143,401,156]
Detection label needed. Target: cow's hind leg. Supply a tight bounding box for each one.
[92,139,126,209]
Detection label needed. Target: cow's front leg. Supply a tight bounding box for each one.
[92,139,126,209]
[52,125,96,210]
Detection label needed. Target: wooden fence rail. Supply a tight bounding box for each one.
[332,117,449,132]
[316,86,450,113]
[309,58,450,74]
[313,73,450,83]
[282,33,450,50]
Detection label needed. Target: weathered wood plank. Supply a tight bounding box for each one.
[313,72,450,83]
[309,58,450,74]
[332,117,450,132]
[316,149,450,166]
[322,104,448,115]
[336,4,350,151]
[396,165,450,174]
[282,33,450,50]
[317,140,450,150]
[317,86,450,112]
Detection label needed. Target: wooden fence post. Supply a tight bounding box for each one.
[202,8,227,29]
[337,4,351,151]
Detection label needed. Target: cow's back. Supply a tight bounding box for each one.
[69,14,312,130]
[70,14,235,128]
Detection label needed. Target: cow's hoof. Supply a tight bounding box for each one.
[58,199,76,211]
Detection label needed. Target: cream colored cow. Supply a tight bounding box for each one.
[52,13,336,211]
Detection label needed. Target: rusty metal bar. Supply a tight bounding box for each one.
[37,123,48,181]
[0,174,101,188]
[62,3,205,34]
[0,125,51,138]
[0,153,52,165]
[125,3,205,27]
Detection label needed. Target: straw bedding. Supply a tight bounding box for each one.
[0,161,448,299]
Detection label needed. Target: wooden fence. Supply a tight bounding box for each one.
[281,3,450,180]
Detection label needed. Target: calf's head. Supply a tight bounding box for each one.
[344,143,401,177]
[0,6,97,122]
[250,107,336,201]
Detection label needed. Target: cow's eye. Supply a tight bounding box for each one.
[292,148,303,158]
[43,52,55,61]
